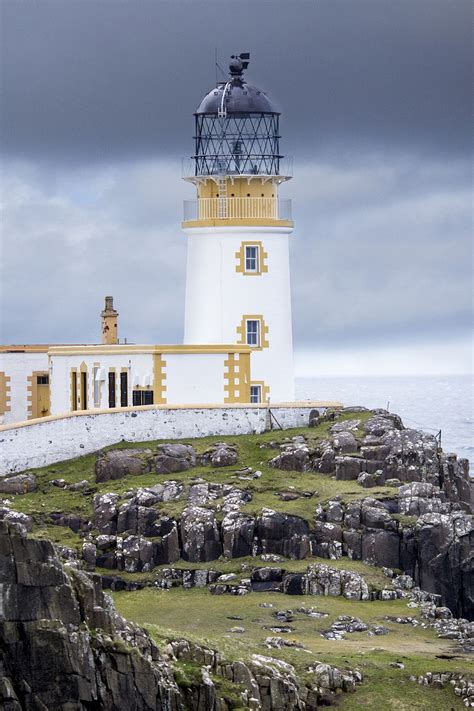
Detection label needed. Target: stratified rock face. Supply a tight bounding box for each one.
[0,520,183,710]
[415,512,474,619]
[181,506,222,562]
[255,509,310,559]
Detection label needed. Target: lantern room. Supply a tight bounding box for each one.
[183,53,292,227]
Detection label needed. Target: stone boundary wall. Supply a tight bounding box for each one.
[0,402,334,475]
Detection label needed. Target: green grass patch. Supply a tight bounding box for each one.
[113,586,472,710]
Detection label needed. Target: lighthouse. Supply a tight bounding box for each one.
[182,53,295,403]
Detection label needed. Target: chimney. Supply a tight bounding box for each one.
[101,296,119,345]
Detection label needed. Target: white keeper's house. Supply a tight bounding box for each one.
[0,53,296,425]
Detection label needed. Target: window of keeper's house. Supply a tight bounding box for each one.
[250,385,262,403]
[36,375,49,385]
[246,319,260,347]
[132,390,154,406]
[245,245,259,272]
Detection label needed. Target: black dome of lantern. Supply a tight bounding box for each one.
[192,53,282,177]
[196,82,278,115]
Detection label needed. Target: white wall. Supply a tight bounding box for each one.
[165,353,225,404]
[183,226,294,402]
[0,404,327,475]
[0,352,49,425]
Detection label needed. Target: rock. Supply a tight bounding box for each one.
[398,481,445,516]
[255,509,310,559]
[116,499,160,536]
[66,479,90,491]
[332,431,358,453]
[93,492,119,534]
[314,445,336,473]
[358,471,383,488]
[199,442,238,467]
[0,509,33,533]
[222,511,255,558]
[331,419,361,433]
[0,473,37,494]
[95,448,151,482]
[228,626,245,633]
[82,541,97,567]
[269,446,311,472]
[414,511,473,619]
[308,409,320,427]
[154,443,196,474]
[0,519,184,709]
[335,456,362,480]
[121,535,154,573]
[181,506,222,562]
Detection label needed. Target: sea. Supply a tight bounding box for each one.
[296,375,474,472]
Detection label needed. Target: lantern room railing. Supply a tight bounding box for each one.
[183,197,292,222]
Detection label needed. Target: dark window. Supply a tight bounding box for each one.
[133,390,154,406]
[71,372,77,411]
[37,375,49,385]
[81,372,87,410]
[120,371,128,407]
[108,372,116,408]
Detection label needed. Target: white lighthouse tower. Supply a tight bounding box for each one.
[182,53,294,403]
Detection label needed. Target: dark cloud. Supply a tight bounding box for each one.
[1,0,471,162]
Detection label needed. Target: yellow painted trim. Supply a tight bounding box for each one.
[0,401,344,432]
[48,344,252,356]
[250,380,270,403]
[0,345,55,353]
[223,352,251,403]
[235,241,269,276]
[182,219,293,229]
[153,354,167,405]
[0,372,11,415]
[27,371,50,419]
[236,315,269,351]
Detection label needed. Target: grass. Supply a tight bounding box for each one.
[113,586,473,710]
[8,411,394,533]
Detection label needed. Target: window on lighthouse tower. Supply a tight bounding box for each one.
[245,245,259,272]
[246,319,260,347]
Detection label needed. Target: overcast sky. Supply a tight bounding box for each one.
[1,0,472,376]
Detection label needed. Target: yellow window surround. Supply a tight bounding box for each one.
[235,241,268,276]
[236,314,269,351]
[250,380,270,404]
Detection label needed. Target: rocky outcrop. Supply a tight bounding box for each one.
[0,520,367,710]
[0,519,183,710]
[254,509,310,559]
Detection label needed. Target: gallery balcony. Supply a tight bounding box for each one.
[182,197,293,228]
